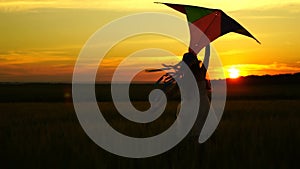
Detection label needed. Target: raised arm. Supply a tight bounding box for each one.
[203,44,210,70]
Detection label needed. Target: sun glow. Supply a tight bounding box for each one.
[228,67,240,79]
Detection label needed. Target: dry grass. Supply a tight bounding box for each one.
[1,99,300,169]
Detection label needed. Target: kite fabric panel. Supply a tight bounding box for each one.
[156,2,260,54]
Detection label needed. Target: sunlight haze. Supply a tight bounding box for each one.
[0,0,299,82]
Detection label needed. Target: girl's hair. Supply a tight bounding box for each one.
[182,52,198,66]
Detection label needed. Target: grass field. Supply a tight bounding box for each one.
[1,82,300,169]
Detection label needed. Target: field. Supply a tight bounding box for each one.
[1,80,300,169]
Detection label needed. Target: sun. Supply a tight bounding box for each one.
[228,67,240,79]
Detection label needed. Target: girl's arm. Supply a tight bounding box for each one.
[203,44,210,70]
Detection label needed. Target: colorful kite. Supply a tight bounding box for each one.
[155,2,260,54]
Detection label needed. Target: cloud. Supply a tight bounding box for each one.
[0,0,299,12]
[223,63,300,77]
[230,3,300,19]
[0,0,159,12]
[0,49,75,65]
[0,1,299,82]
[0,48,76,82]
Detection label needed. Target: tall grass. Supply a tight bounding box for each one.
[1,100,299,169]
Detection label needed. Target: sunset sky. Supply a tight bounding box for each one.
[0,0,299,82]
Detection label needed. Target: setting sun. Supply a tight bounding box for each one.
[0,0,300,82]
[228,67,240,79]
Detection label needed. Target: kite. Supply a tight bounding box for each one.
[155,2,260,54]
[147,2,260,89]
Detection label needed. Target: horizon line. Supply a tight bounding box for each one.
[1,72,299,84]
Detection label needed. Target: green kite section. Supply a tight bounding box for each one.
[185,6,213,23]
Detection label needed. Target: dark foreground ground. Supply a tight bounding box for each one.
[1,76,300,169]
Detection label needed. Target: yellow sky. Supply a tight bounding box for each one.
[0,0,299,82]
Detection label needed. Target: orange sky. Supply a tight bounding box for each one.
[0,0,299,82]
